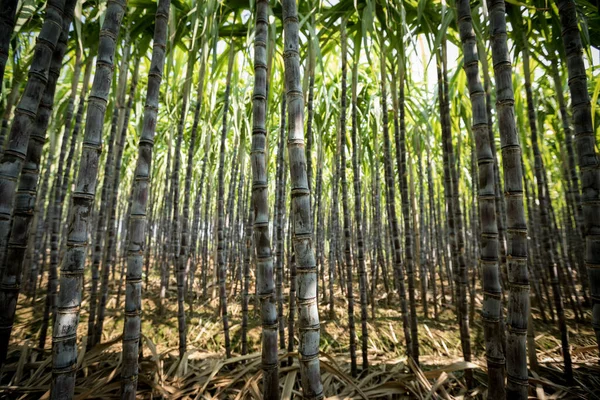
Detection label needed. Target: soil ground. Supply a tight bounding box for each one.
[0,264,598,399]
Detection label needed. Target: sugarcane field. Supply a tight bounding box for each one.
[0,0,599,399]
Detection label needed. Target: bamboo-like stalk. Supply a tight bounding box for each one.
[188,38,210,296]
[201,176,212,300]
[314,143,325,305]
[380,37,412,358]
[229,148,245,297]
[480,41,508,293]
[50,0,127,395]
[251,1,278,396]
[217,42,235,359]
[120,1,169,396]
[555,0,600,353]
[339,22,357,377]
[144,186,157,292]
[550,61,589,303]
[426,152,439,320]
[115,201,129,309]
[371,131,387,311]
[328,194,336,319]
[221,136,238,287]
[0,0,68,285]
[436,49,457,310]
[416,151,428,320]
[456,1,505,396]
[159,138,172,311]
[0,0,76,367]
[287,207,296,368]
[241,182,252,356]
[328,126,341,320]
[350,49,368,373]
[486,0,529,396]
[281,0,323,396]
[171,45,197,359]
[467,162,478,325]
[275,96,287,351]
[306,12,315,204]
[393,70,420,364]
